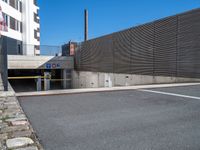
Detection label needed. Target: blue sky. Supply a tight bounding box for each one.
[38,0,200,46]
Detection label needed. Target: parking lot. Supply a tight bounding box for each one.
[19,84,200,150]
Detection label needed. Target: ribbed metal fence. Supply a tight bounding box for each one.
[75,8,200,79]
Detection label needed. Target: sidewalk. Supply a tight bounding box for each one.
[17,82,200,97]
[0,76,43,150]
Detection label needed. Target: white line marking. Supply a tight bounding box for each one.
[140,89,200,100]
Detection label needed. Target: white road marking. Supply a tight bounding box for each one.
[140,89,200,100]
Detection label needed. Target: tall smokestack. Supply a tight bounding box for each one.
[84,9,88,41]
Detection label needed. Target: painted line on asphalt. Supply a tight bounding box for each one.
[140,89,200,100]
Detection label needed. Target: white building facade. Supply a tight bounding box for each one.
[0,0,40,55]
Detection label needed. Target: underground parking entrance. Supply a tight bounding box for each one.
[8,69,72,92]
[18,84,200,150]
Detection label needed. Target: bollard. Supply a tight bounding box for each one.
[62,69,67,89]
[44,72,51,91]
[36,76,42,91]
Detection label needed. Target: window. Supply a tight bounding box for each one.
[2,13,8,26]
[34,29,37,39]
[34,13,39,23]
[9,0,16,9]
[34,0,37,6]
[34,30,40,41]
[9,0,22,12]
[9,16,22,32]
[18,44,21,54]
[19,1,22,12]
[10,16,15,30]
[2,0,8,3]
[35,45,40,50]
[20,22,22,33]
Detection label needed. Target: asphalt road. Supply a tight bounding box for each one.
[19,85,200,150]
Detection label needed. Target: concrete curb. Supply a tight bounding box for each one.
[16,82,200,97]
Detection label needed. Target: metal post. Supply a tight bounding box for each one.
[36,76,42,91]
[0,36,8,91]
[0,36,2,76]
[62,69,72,89]
[62,69,67,89]
[84,9,88,41]
[44,72,51,91]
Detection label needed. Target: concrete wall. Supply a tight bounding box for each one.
[8,55,74,69]
[72,71,200,89]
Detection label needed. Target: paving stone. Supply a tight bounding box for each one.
[0,142,6,150]
[11,130,32,138]
[0,133,8,140]
[6,137,34,149]
[0,123,8,131]
[6,117,27,123]
[1,113,16,119]
[1,125,29,133]
[15,146,39,150]
[0,104,5,109]
[11,120,29,126]
[3,108,21,114]
[0,91,15,98]
[6,97,17,101]
[4,101,18,105]
[6,104,20,109]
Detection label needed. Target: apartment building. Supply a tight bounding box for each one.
[0,0,40,55]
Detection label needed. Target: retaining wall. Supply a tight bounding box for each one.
[72,71,200,89]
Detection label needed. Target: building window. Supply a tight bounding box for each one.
[34,0,37,6]
[35,45,40,50]
[9,0,22,12]
[2,13,8,26]
[18,44,21,54]
[16,20,19,31]
[34,30,40,41]
[10,16,16,30]
[19,1,22,12]
[34,13,39,23]
[20,22,22,33]
[34,29,37,39]
[9,0,16,9]
[9,16,22,32]
[2,0,8,3]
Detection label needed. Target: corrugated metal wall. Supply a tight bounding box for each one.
[76,8,200,78]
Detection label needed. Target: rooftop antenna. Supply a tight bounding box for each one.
[84,9,88,41]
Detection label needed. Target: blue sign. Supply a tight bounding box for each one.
[46,64,51,69]
[57,64,61,68]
